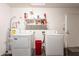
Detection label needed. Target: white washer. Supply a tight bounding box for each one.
[11,30,33,56]
[45,31,64,56]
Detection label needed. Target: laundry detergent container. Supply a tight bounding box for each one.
[35,40,42,55]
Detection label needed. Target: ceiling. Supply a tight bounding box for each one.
[8,3,79,8]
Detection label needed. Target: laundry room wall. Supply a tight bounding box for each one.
[0,4,11,55]
[11,7,79,33]
[11,8,65,34]
[11,7,79,47]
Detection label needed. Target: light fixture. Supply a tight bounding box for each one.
[31,3,45,6]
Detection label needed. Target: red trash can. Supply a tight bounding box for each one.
[35,40,42,55]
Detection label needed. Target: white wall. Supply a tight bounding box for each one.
[11,7,79,47]
[0,4,11,55]
[11,8,65,34]
[64,14,79,47]
[11,8,79,33]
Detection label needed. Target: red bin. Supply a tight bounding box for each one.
[35,40,42,55]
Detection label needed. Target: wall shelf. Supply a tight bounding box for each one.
[25,19,48,30]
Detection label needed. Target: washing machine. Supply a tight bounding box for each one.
[10,30,34,56]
